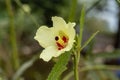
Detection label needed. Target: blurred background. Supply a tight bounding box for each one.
[0,0,120,80]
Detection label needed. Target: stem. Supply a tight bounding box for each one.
[68,0,77,22]
[73,52,79,80]
[5,0,19,70]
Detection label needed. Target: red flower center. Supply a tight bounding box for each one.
[55,35,69,50]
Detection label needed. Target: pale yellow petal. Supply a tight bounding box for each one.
[67,22,76,28]
[34,26,55,48]
[40,46,58,62]
[54,22,76,57]
[54,49,65,57]
[59,22,76,53]
[52,16,67,29]
[67,22,76,42]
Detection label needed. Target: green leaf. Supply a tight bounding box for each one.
[80,31,99,50]
[86,40,95,56]
[117,0,120,3]
[93,50,120,59]
[77,6,85,48]
[47,51,71,80]
[12,55,38,80]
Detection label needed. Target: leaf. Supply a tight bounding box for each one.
[47,51,71,80]
[77,6,85,48]
[12,55,38,80]
[80,31,99,50]
[117,0,120,3]
[93,50,120,59]
[86,40,95,56]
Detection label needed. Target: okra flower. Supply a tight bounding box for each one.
[34,16,76,62]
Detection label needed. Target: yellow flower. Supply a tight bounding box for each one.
[34,16,76,62]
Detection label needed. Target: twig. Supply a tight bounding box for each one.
[14,0,39,27]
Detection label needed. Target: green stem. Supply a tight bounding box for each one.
[73,6,85,80]
[5,0,19,70]
[73,52,79,80]
[68,0,77,22]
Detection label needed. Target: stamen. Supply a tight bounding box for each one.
[58,48,62,50]
[62,36,68,43]
[55,36,59,41]
[55,31,69,50]
[56,42,64,49]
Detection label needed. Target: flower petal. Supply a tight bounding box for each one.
[34,26,55,48]
[60,22,76,52]
[52,16,67,29]
[67,22,76,28]
[53,22,76,57]
[54,49,65,57]
[67,22,76,42]
[40,46,58,62]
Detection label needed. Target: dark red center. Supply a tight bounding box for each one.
[55,36,69,50]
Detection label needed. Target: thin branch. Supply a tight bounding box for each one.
[14,0,39,27]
